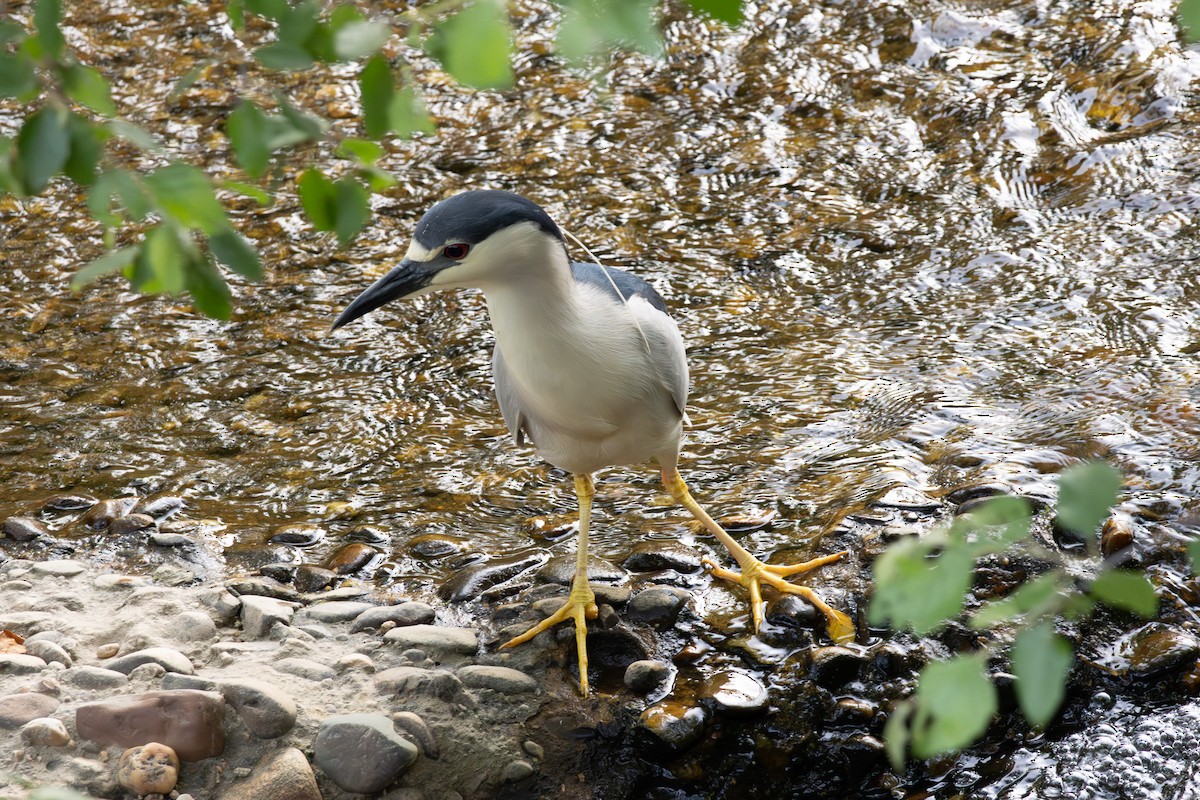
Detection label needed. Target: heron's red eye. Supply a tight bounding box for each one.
[442,243,469,260]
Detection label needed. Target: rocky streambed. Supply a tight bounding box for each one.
[3,486,1200,800]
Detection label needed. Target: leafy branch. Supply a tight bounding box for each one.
[870,462,1159,765]
[1,0,744,317]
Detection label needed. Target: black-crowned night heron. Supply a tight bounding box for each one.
[333,190,852,694]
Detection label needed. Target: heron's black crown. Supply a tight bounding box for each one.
[414,190,564,249]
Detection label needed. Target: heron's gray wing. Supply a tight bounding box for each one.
[492,347,530,445]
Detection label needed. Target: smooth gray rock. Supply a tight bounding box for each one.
[622,540,703,573]
[313,713,419,794]
[375,667,432,695]
[375,668,465,701]
[24,640,71,667]
[700,669,769,715]
[383,625,478,661]
[298,600,374,623]
[219,679,298,739]
[162,673,217,691]
[3,517,47,542]
[106,647,195,676]
[274,657,336,681]
[456,665,539,694]
[217,746,320,800]
[150,532,192,547]
[391,711,439,759]
[31,560,87,577]
[502,760,535,782]
[63,665,129,689]
[351,602,436,632]
[0,693,60,728]
[170,611,218,642]
[240,595,297,639]
[536,554,627,586]
[0,653,48,674]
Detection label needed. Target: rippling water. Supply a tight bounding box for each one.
[3,0,1200,794]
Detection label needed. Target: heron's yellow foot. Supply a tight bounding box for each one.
[703,551,855,644]
[499,580,599,695]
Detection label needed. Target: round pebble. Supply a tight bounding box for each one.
[21,717,71,747]
[116,742,180,796]
[624,660,672,694]
[700,669,769,715]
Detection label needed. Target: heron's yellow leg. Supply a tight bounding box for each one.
[662,468,854,644]
[500,473,599,695]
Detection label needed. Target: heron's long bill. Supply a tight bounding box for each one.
[331,258,434,330]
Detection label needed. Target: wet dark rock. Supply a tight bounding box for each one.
[325,542,379,574]
[219,679,298,738]
[107,647,195,676]
[872,642,924,679]
[536,554,628,587]
[597,603,620,629]
[226,577,301,602]
[621,540,703,573]
[407,533,465,558]
[701,669,769,715]
[1101,516,1135,556]
[638,701,708,754]
[766,594,818,630]
[109,513,157,536]
[269,524,325,547]
[217,746,320,800]
[0,693,60,729]
[584,627,652,670]
[3,517,47,542]
[352,601,436,632]
[81,498,134,530]
[439,552,547,602]
[132,495,185,520]
[809,646,868,688]
[872,487,941,512]
[259,563,297,584]
[1120,623,1200,678]
[392,711,439,759]
[624,660,672,693]
[384,625,478,661]
[76,690,225,761]
[344,525,390,545]
[830,698,877,727]
[294,564,338,593]
[945,484,1009,506]
[313,713,419,794]
[41,494,98,512]
[457,665,539,694]
[626,586,691,629]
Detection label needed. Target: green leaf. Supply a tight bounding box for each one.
[333,20,392,60]
[684,0,743,24]
[221,179,272,205]
[88,168,151,224]
[429,0,514,89]
[29,786,96,800]
[62,63,117,116]
[71,246,140,289]
[883,700,914,770]
[1190,537,1200,576]
[143,163,228,235]
[227,101,271,177]
[0,53,38,98]
[245,0,290,20]
[136,224,191,295]
[557,0,662,64]
[255,42,315,70]
[0,21,27,45]
[970,571,1066,629]
[63,113,104,185]
[359,164,397,192]
[336,138,385,165]
[333,177,369,245]
[1181,0,1200,43]
[34,0,64,60]
[169,59,214,102]
[1056,462,1122,537]
[957,495,1033,557]
[1012,622,1072,728]
[868,532,974,634]
[0,136,20,195]
[297,168,336,231]
[359,55,394,138]
[274,94,327,141]
[16,106,70,194]
[187,257,234,319]
[910,655,997,757]
[389,86,435,137]
[1089,569,1158,617]
[106,120,162,151]
[227,0,246,30]
[209,229,263,280]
